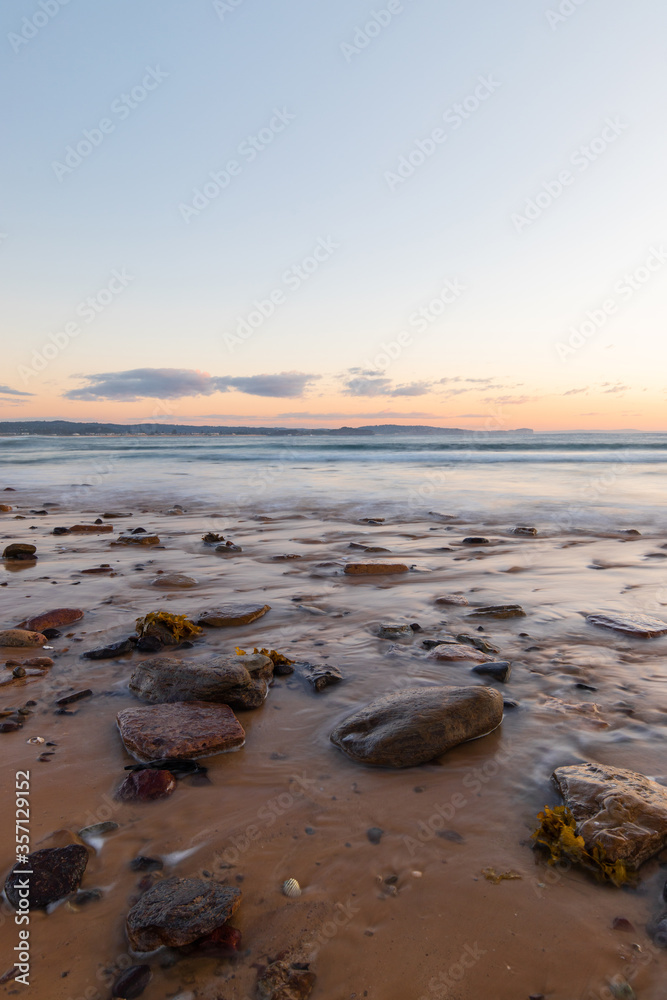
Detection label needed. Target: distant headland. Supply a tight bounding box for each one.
[0,420,534,437]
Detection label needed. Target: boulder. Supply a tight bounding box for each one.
[125,876,241,950]
[18,608,83,631]
[586,613,667,638]
[428,643,495,663]
[150,573,197,589]
[4,845,88,909]
[129,653,273,709]
[0,629,47,648]
[344,563,409,576]
[117,701,245,761]
[552,762,667,867]
[330,685,503,767]
[2,543,36,561]
[197,603,271,627]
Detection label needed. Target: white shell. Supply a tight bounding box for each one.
[282,878,301,898]
[27,736,45,744]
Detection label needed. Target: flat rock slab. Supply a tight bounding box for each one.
[115,534,160,546]
[117,701,246,761]
[435,595,469,606]
[5,845,88,909]
[18,608,84,631]
[467,604,526,619]
[150,573,198,588]
[129,653,273,710]
[197,603,271,627]
[0,629,47,648]
[70,524,113,533]
[553,762,667,867]
[330,685,503,768]
[428,643,495,663]
[586,613,667,638]
[126,876,241,951]
[344,563,409,576]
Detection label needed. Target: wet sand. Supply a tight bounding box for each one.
[1,489,667,1000]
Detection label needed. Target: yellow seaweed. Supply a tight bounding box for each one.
[482,867,522,884]
[531,805,634,887]
[235,646,295,667]
[135,611,203,642]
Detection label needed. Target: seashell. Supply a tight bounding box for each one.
[27,736,45,744]
[282,878,301,898]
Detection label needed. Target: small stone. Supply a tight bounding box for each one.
[103,511,132,518]
[78,821,119,838]
[125,876,242,950]
[215,541,242,553]
[115,533,160,546]
[116,770,177,802]
[0,721,22,733]
[462,536,490,545]
[377,624,414,639]
[611,917,634,931]
[55,689,93,706]
[4,845,88,908]
[129,856,164,872]
[455,634,501,654]
[467,605,526,619]
[586,612,667,638]
[151,573,197,588]
[0,630,47,648]
[0,503,12,512]
[69,523,113,533]
[117,701,246,761]
[435,594,469,606]
[3,543,37,561]
[303,663,343,692]
[471,661,512,682]
[428,643,495,663]
[367,827,384,845]
[513,526,537,536]
[344,563,409,576]
[18,609,83,632]
[111,964,152,999]
[82,637,135,660]
[12,666,26,678]
[197,603,271,627]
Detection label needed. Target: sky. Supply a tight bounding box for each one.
[1,0,666,431]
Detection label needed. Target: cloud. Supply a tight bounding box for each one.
[562,387,589,396]
[278,410,436,419]
[482,394,537,406]
[601,382,630,394]
[64,368,319,401]
[342,375,431,397]
[0,384,34,397]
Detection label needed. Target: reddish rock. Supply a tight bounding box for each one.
[115,533,160,546]
[116,769,177,802]
[5,657,53,668]
[117,701,246,761]
[125,877,242,950]
[18,608,83,632]
[0,504,12,512]
[344,563,409,576]
[0,630,47,648]
[69,524,113,533]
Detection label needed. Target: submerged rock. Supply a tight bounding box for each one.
[552,762,667,867]
[4,845,88,909]
[302,663,343,692]
[117,701,246,761]
[461,536,490,545]
[197,603,271,627]
[0,629,47,648]
[513,526,537,536]
[257,957,316,1000]
[330,685,503,768]
[115,533,160,546]
[377,624,413,639]
[150,573,197,588]
[467,604,526,619]
[83,637,136,660]
[434,594,469,606]
[125,876,241,950]
[116,769,177,802]
[428,643,495,663]
[18,608,83,631]
[111,965,152,999]
[344,563,409,576]
[69,523,113,533]
[471,661,512,682]
[129,652,273,710]
[586,613,667,638]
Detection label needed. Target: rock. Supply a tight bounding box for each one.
[344,563,409,576]
[81,565,113,574]
[513,526,537,536]
[111,965,152,999]
[462,536,490,545]
[125,877,242,950]
[78,821,118,838]
[12,666,25,678]
[82,637,136,660]
[366,827,384,845]
[117,702,246,761]
[69,524,113,533]
[116,769,177,802]
[471,661,512,682]
[435,594,469,606]
[135,612,202,648]
[552,762,667,867]
[150,573,197,588]
[129,856,163,872]
[4,845,88,909]
[649,913,667,948]
[0,504,12,512]
[18,608,83,631]
[302,663,343,692]
[103,511,133,519]
[18,656,53,668]
[202,532,224,543]
[128,652,273,710]
[53,526,71,535]
[586,613,667,638]
[197,603,271,627]
[455,634,500,654]
[115,533,160,546]
[55,689,92,706]
[377,624,413,639]
[257,957,316,1000]
[215,541,242,553]
[0,630,47,648]
[427,643,495,663]
[186,923,242,957]
[330,685,503,767]
[2,543,36,561]
[612,917,634,932]
[467,604,526,619]
[0,720,22,733]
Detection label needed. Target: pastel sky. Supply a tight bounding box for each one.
[2,0,666,431]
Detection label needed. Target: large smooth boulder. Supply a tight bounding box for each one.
[553,762,667,867]
[18,608,83,631]
[330,685,503,767]
[126,877,241,951]
[0,629,47,648]
[117,701,245,761]
[129,652,273,709]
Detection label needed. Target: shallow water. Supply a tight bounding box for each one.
[0,477,666,999]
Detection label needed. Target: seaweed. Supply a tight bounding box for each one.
[482,867,522,884]
[135,612,203,642]
[531,805,634,887]
[235,646,295,668]
[202,532,225,543]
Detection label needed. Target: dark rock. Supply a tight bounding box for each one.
[462,537,490,545]
[197,603,271,627]
[55,689,93,707]
[116,533,160,546]
[648,913,667,948]
[513,526,537,536]
[0,721,22,733]
[125,758,206,776]
[215,541,242,553]
[78,821,118,838]
[471,661,511,682]
[612,917,634,931]
[367,827,384,845]
[586,613,667,638]
[202,532,224,543]
[117,701,246,762]
[377,624,413,639]
[128,652,273,710]
[303,663,343,692]
[135,635,163,653]
[41,628,61,639]
[456,633,500,654]
[82,637,136,660]
[103,511,133,518]
[186,923,242,957]
[467,604,526,619]
[125,877,241,950]
[116,769,177,802]
[3,543,37,560]
[330,685,503,768]
[257,957,316,1000]
[111,964,152,999]
[4,845,88,908]
[129,856,164,872]
[72,889,102,906]
[53,527,71,535]
[437,829,464,843]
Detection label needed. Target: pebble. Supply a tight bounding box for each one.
[467,604,526,619]
[462,537,490,545]
[367,827,384,844]
[55,689,93,707]
[129,856,164,872]
[116,769,177,802]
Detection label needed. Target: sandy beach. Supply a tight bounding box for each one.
[1,482,667,1000]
